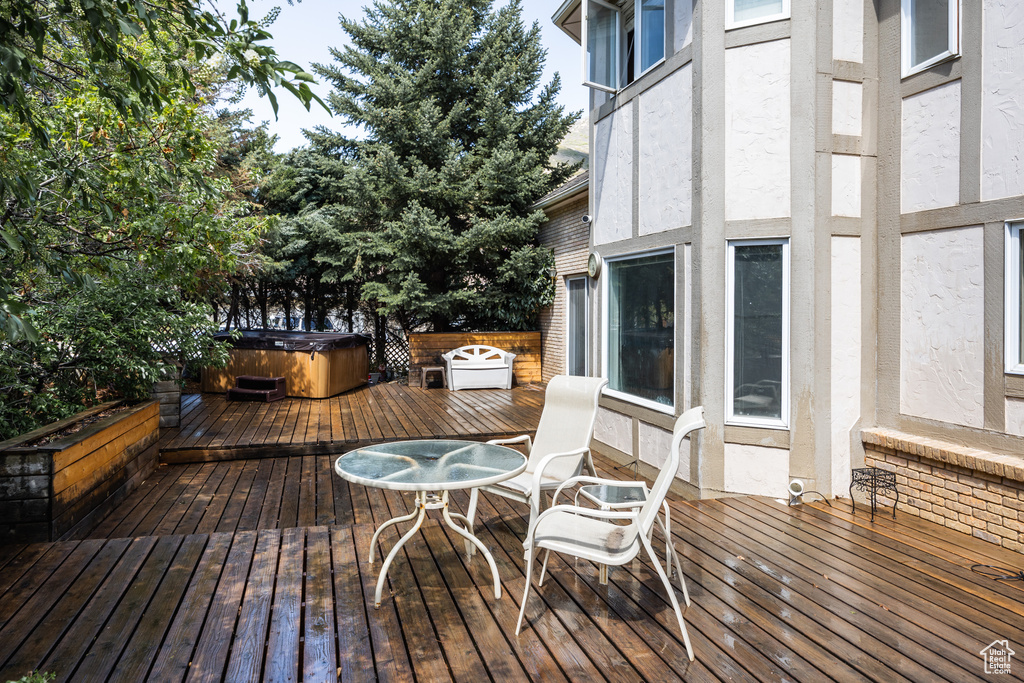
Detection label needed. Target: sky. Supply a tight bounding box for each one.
[234,0,588,152]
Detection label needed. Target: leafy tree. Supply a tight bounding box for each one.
[0,0,325,339]
[304,0,579,332]
[0,13,276,437]
[0,269,229,440]
[0,0,322,136]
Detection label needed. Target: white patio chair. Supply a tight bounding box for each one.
[515,406,705,662]
[465,375,608,545]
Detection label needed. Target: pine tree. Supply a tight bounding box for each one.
[309,0,580,332]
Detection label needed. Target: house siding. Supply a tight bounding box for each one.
[538,193,589,382]
[556,0,1024,552]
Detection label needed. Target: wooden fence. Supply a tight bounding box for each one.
[407,332,542,387]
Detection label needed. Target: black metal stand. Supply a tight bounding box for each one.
[615,459,639,479]
[849,467,898,521]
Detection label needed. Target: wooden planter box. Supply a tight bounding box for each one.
[0,400,160,543]
[409,332,542,387]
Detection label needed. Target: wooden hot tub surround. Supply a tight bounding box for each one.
[202,330,370,399]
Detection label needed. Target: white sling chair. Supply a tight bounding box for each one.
[465,375,608,543]
[515,405,705,662]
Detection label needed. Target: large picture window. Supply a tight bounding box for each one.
[727,0,790,30]
[901,0,959,77]
[1005,222,1024,374]
[606,250,674,409]
[727,239,789,427]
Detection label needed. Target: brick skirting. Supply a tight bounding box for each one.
[861,428,1024,553]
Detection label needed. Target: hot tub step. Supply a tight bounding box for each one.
[227,387,284,402]
[229,376,286,402]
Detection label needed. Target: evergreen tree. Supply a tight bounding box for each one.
[309,0,579,332]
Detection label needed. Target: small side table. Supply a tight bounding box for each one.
[849,467,898,521]
[577,483,680,587]
[420,365,447,389]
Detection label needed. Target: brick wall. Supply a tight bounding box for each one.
[862,428,1024,553]
[538,194,589,382]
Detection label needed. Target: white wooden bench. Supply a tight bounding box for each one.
[442,345,517,390]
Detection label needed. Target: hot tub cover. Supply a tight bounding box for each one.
[213,330,370,353]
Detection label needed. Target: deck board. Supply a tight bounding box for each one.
[158,384,544,463]
[1,385,1022,681]
[1,478,1023,682]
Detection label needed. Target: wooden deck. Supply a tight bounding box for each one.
[1,452,1023,681]
[0,387,1022,681]
[160,384,545,462]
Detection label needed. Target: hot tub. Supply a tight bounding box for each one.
[201,330,371,399]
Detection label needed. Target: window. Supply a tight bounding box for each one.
[727,239,789,427]
[567,277,589,376]
[605,250,674,409]
[585,0,619,91]
[582,0,663,92]
[901,0,959,77]
[639,0,665,72]
[1005,222,1024,373]
[727,0,790,29]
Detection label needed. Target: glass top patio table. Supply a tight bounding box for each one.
[334,439,527,491]
[334,439,527,607]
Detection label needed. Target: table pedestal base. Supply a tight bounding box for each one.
[369,490,502,607]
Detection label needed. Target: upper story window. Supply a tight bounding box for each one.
[604,250,675,410]
[727,239,789,428]
[901,0,960,77]
[581,0,664,92]
[1005,222,1024,374]
[639,0,665,72]
[727,0,791,30]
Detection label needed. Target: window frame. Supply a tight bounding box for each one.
[601,247,677,414]
[580,0,664,93]
[566,275,590,376]
[636,0,666,76]
[900,0,960,78]
[725,238,790,429]
[726,0,791,31]
[581,0,621,92]
[1004,221,1024,374]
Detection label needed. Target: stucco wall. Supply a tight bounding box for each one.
[638,422,687,477]
[639,65,692,234]
[724,39,791,221]
[833,0,864,63]
[593,407,633,456]
[1006,398,1024,437]
[723,443,790,497]
[900,226,985,427]
[901,81,961,213]
[831,236,861,496]
[981,0,1024,202]
[832,81,863,137]
[674,0,693,52]
[593,107,633,244]
[832,154,861,217]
